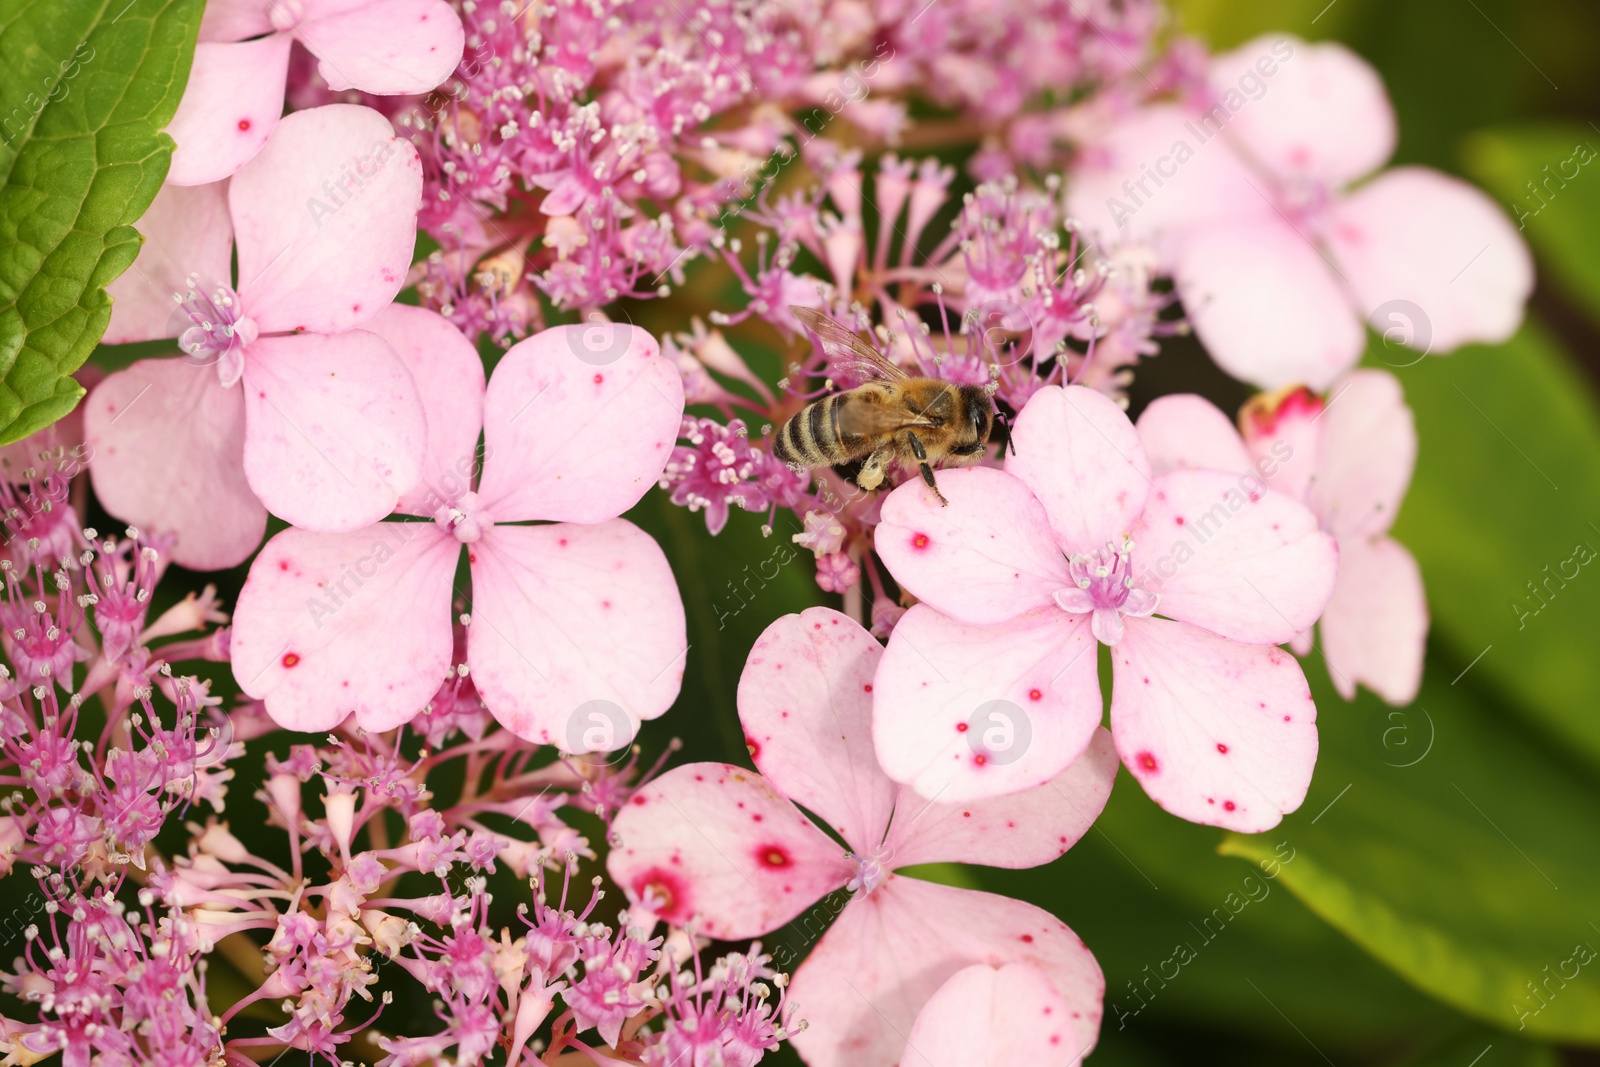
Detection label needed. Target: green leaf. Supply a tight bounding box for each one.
[0,0,204,444]
[1219,646,1600,1043]
[1464,126,1600,328]
[1381,323,1600,768]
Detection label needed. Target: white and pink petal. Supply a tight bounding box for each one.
[1308,369,1416,541]
[1134,394,1250,477]
[164,36,292,186]
[105,181,234,344]
[903,963,1088,1067]
[296,0,464,95]
[1318,535,1427,705]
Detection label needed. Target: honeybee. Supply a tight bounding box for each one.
[774,306,998,506]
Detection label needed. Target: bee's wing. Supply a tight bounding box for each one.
[837,402,938,437]
[792,306,911,383]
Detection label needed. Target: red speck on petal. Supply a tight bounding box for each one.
[863,683,873,692]
[1217,743,1229,754]
[955,722,968,732]
[631,794,647,805]
[1223,800,1237,811]
[238,118,252,131]
[974,754,988,766]
[1175,516,1185,526]
[758,845,792,868]
[745,737,761,760]
[1284,715,1292,722]
[282,653,301,668]
[594,373,604,384]
[634,868,686,917]
[1020,934,1034,942]
[911,533,930,550]
[962,811,972,818]
[278,560,290,571]
[468,553,477,564]
[1028,688,1042,701]
[1137,751,1158,773]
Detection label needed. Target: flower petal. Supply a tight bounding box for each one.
[361,304,486,518]
[467,520,685,748]
[240,331,425,530]
[476,325,684,523]
[789,878,1103,1067]
[737,608,897,855]
[876,467,1069,625]
[231,524,459,732]
[872,604,1101,804]
[1006,385,1151,554]
[1134,394,1250,477]
[231,104,421,334]
[1062,103,1269,259]
[1319,536,1427,704]
[1329,166,1532,355]
[198,0,273,41]
[1175,218,1366,391]
[1112,616,1318,832]
[606,763,853,940]
[904,963,1088,1067]
[1239,387,1326,503]
[1208,35,1395,189]
[297,0,464,94]
[164,36,290,186]
[105,182,234,344]
[1310,369,1416,541]
[885,727,1116,870]
[84,360,265,571]
[1132,469,1337,644]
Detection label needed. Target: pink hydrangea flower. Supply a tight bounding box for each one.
[905,962,1087,1067]
[873,385,1337,831]
[608,607,1117,1067]
[1137,370,1426,704]
[165,0,464,185]
[1066,35,1532,389]
[229,306,687,748]
[90,105,428,570]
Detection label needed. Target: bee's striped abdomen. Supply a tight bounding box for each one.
[774,393,850,468]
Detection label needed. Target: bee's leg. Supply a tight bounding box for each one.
[856,449,889,491]
[905,431,949,506]
[997,410,1018,457]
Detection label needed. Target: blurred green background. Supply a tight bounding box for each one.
[11,0,1600,1063]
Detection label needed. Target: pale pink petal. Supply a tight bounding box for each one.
[361,304,486,518]
[1309,369,1416,541]
[872,604,1101,804]
[1006,386,1151,554]
[231,104,421,334]
[1239,387,1326,503]
[198,0,273,41]
[1175,218,1366,390]
[606,763,853,939]
[467,520,685,748]
[789,878,1102,1067]
[1132,469,1337,644]
[1329,166,1532,355]
[476,325,684,523]
[1134,394,1249,477]
[1111,616,1317,832]
[885,727,1116,870]
[1319,536,1427,704]
[875,467,1069,625]
[1208,36,1394,189]
[164,37,291,186]
[231,525,458,733]
[298,0,464,94]
[105,182,233,343]
[736,608,897,854]
[84,360,265,571]
[1062,104,1271,259]
[240,331,425,530]
[903,963,1086,1067]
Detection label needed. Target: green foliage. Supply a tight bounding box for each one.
[0,0,203,444]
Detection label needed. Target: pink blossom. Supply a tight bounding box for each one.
[609,607,1116,1067]
[229,306,687,748]
[1137,371,1427,704]
[1066,35,1532,389]
[905,962,1086,1067]
[165,0,464,185]
[90,105,428,570]
[873,385,1337,830]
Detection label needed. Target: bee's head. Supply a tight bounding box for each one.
[955,385,995,451]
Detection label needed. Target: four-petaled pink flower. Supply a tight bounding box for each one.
[608,607,1117,1067]
[873,385,1337,831]
[229,305,687,748]
[1067,34,1532,389]
[165,0,464,185]
[90,104,428,570]
[1137,370,1427,704]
